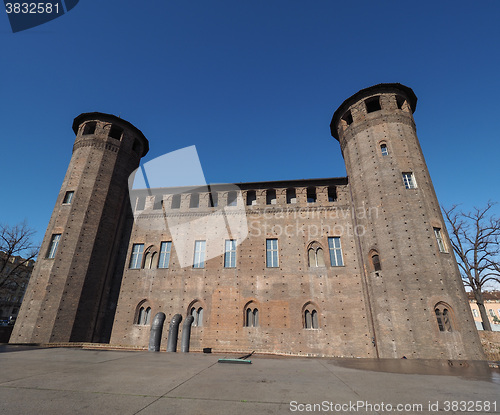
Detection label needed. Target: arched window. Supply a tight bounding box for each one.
[303,304,319,329]
[136,303,152,325]
[286,188,296,204]
[191,306,204,327]
[435,303,453,332]
[244,304,259,327]
[308,242,325,267]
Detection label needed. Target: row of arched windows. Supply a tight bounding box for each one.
[135,301,455,333]
[134,301,321,329]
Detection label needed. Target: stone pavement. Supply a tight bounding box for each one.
[0,346,499,415]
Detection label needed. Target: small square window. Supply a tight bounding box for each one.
[366,96,381,113]
[227,191,237,207]
[82,122,96,135]
[402,172,417,189]
[190,193,199,208]
[307,187,316,203]
[109,125,123,140]
[63,191,74,204]
[266,189,276,205]
[171,194,181,209]
[209,191,218,207]
[328,186,337,202]
[246,190,256,206]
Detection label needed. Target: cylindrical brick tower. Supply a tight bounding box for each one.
[330,84,484,360]
[11,113,149,343]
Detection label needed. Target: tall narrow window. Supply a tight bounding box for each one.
[380,144,389,156]
[266,239,279,268]
[434,228,447,253]
[328,237,344,267]
[402,172,417,189]
[47,234,61,259]
[158,241,172,269]
[307,187,316,203]
[193,240,206,268]
[62,191,74,204]
[246,190,257,206]
[171,194,181,209]
[224,239,236,268]
[129,243,144,269]
[266,189,276,205]
[190,193,199,208]
[286,188,296,204]
[191,306,204,327]
[227,191,237,206]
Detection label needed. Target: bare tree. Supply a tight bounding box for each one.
[442,202,500,331]
[0,221,39,291]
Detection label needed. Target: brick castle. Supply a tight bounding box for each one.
[11,83,485,359]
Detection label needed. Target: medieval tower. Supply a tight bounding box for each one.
[11,113,149,343]
[11,84,484,360]
[330,83,483,358]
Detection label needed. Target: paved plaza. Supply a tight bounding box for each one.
[0,346,499,414]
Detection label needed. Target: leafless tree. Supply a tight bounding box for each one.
[442,202,500,331]
[0,221,39,290]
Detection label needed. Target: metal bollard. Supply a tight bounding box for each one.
[166,314,182,352]
[148,312,166,352]
[180,315,194,353]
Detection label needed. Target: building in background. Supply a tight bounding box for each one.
[468,291,500,332]
[11,84,485,360]
[0,252,34,325]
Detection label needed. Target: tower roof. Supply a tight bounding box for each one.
[330,83,418,141]
[72,112,149,157]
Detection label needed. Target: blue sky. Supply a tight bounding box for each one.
[1,0,499,244]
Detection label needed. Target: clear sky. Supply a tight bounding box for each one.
[1,0,499,246]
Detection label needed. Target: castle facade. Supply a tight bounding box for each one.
[11,84,485,359]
